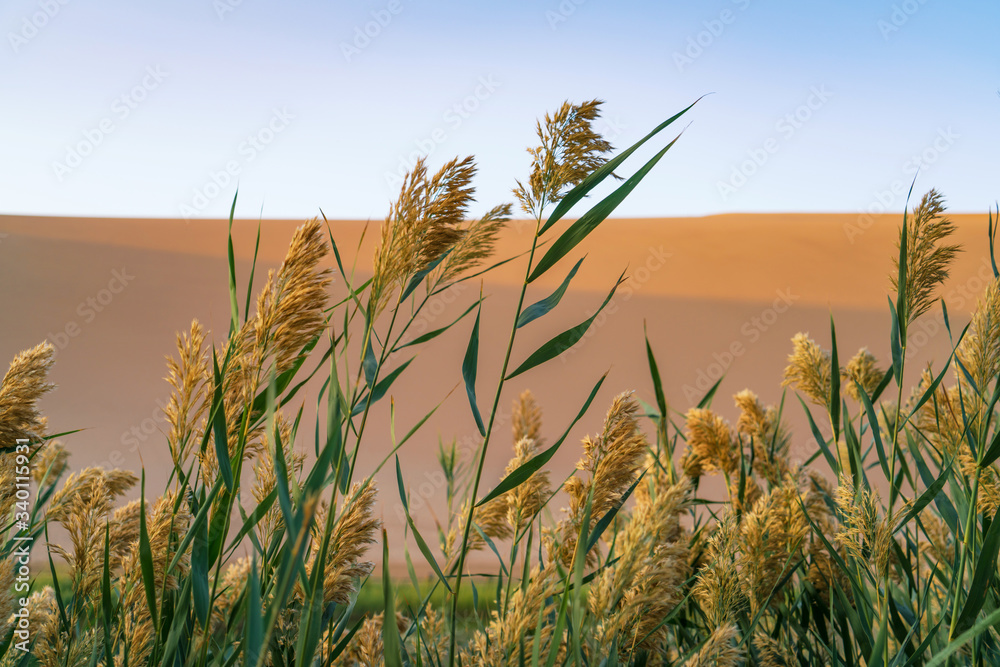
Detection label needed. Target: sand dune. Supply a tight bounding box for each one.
[2,212,993,309]
[1,212,995,567]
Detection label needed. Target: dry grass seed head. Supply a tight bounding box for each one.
[0,559,15,642]
[164,319,210,467]
[116,492,191,666]
[201,221,330,484]
[31,440,69,484]
[338,611,408,667]
[782,332,832,408]
[313,480,380,606]
[692,515,744,628]
[253,412,304,542]
[684,624,744,667]
[842,347,885,402]
[514,99,614,217]
[43,628,98,667]
[588,475,691,638]
[463,564,556,666]
[504,437,551,533]
[0,341,55,446]
[956,276,1000,399]
[46,467,138,525]
[436,202,512,283]
[738,478,809,615]
[512,389,544,445]
[556,392,647,566]
[891,189,962,326]
[218,557,252,617]
[684,408,737,478]
[415,606,449,665]
[372,156,478,314]
[253,218,332,375]
[835,475,908,578]
[418,155,477,267]
[912,366,964,455]
[603,476,691,608]
[733,389,791,485]
[452,493,512,558]
[753,631,798,667]
[614,542,692,656]
[108,498,143,571]
[14,587,60,666]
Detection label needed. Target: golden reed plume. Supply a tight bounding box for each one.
[891,188,962,327]
[514,99,615,217]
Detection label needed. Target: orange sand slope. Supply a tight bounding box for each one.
[2,212,994,309]
[1,213,995,567]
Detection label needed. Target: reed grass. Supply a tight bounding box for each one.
[3,99,1000,666]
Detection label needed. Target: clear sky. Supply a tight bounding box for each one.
[1,0,997,220]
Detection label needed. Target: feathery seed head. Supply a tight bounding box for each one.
[372,156,480,314]
[512,389,544,446]
[455,494,512,557]
[782,333,832,408]
[462,564,556,665]
[505,437,551,533]
[733,389,791,485]
[32,440,69,484]
[835,475,907,578]
[957,276,1000,396]
[436,203,512,283]
[684,624,743,667]
[164,319,210,468]
[313,480,380,606]
[892,189,962,327]
[47,467,138,525]
[684,408,737,477]
[693,515,744,628]
[753,631,797,667]
[514,99,614,217]
[843,347,884,402]
[555,392,647,566]
[254,218,332,374]
[0,341,55,446]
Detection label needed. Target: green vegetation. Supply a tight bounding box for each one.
[3,98,1000,665]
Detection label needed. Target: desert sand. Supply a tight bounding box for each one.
[1,211,994,568]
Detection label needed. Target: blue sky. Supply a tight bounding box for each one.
[1,0,997,220]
